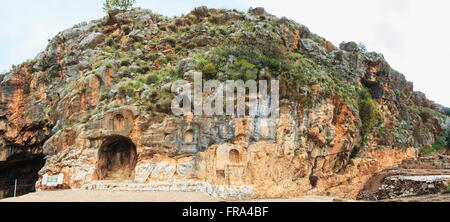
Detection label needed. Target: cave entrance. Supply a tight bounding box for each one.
[0,153,45,199]
[96,136,137,181]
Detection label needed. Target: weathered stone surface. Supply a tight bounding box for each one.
[178,58,199,73]
[80,32,105,49]
[0,7,448,200]
[148,155,177,181]
[176,156,196,178]
[248,7,266,16]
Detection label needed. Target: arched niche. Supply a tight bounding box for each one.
[95,136,137,181]
[229,149,240,163]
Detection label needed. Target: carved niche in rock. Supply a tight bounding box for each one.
[101,107,136,137]
[176,123,200,154]
[215,144,246,185]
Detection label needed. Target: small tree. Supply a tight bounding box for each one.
[103,0,136,12]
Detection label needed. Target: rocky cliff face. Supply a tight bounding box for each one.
[0,6,448,199]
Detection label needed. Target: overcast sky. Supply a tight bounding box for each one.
[1,0,449,107]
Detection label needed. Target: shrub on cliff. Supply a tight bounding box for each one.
[421,135,446,154]
[228,59,258,81]
[201,63,217,79]
[358,90,377,135]
[103,0,136,12]
[350,146,361,159]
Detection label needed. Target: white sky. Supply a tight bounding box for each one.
[1,0,449,107]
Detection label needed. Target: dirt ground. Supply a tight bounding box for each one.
[0,190,354,202]
[0,190,218,202]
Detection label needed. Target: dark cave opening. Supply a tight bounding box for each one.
[95,136,137,181]
[309,175,319,188]
[0,153,45,199]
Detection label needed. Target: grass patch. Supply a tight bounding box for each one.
[421,145,443,155]
[421,135,447,155]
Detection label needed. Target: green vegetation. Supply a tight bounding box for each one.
[421,146,443,155]
[350,146,361,159]
[105,36,118,48]
[350,136,369,159]
[103,0,135,12]
[67,51,76,56]
[49,69,59,78]
[163,36,177,46]
[228,59,258,81]
[184,28,361,107]
[122,25,131,35]
[65,119,80,129]
[421,135,447,155]
[147,52,159,61]
[144,72,159,84]
[135,22,146,31]
[187,42,197,49]
[303,94,315,109]
[81,109,101,123]
[201,63,217,79]
[358,89,377,136]
[24,86,30,94]
[99,89,110,101]
[155,92,174,113]
[175,45,184,52]
[137,64,151,74]
[120,58,131,67]
[93,61,103,69]
[118,80,139,97]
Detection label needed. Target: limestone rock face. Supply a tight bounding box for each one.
[0,7,448,199]
[80,33,106,49]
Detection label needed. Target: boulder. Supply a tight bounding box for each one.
[248,7,266,16]
[339,41,360,52]
[178,58,199,73]
[80,32,105,49]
